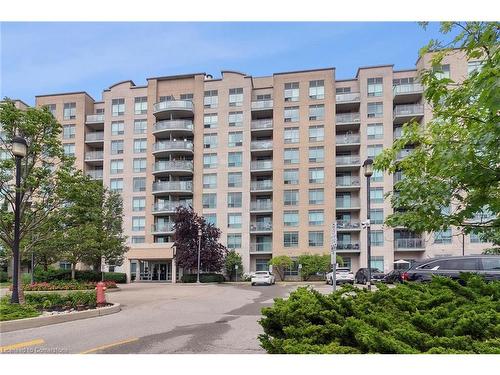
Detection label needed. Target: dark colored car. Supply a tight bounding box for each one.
[403,255,500,282]
[355,268,385,284]
[381,269,404,284]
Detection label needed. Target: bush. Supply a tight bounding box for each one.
[34,267,71,282]
[0,271,8,282]
[181,273,225,283]
[0,299,40,321]
[33,267,126,283]
[21,280,117,291]
[259,275,500,354]
[24,291,97,309]
[103,272,127,283]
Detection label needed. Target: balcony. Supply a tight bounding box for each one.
[251,140,273,151]
[86,170,103,180]
[250,222,273,233]
[336,242,361,252]
[336,198,361,210]
[250,200,273,212]
[152,201,191,215]
[151,222,175,235]
[250,243,273,254]
[393,171,404,184]
[336,177,360,190]
[393,127,404,140]
[85,114,104,124]
[336,220,361,230]
[251,119,273,131]
[250,180,273,192]
[153,160,193,176]
[250,160,273,172]
[153,141,193,156]
[336,155,360,169]
[336,113,360,125]
[152,181,193,195]
[336,133,361,147]
[394,238,425,251]
[85,132,104,143]
[336,92,361,104]
[393,83,423,104]
[84,150,104,162]
[393,104,424,125]
[153,100,194,120]
[396,148,414,160]
[153,120,193,137]
[251,100,273,111]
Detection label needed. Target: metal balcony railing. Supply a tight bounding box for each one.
[85,114,105,123]
[250,201,273,211]
[152,201,191,213]
[394,104,424,117]
[250,243,273,252]
[393,83,423,96]
[336,92,360,103]
[154,160,193,173]
[85,151,104,160]
[153,100,193,113]
[251,100,273,110]
[250,180,273,191]
[85,132,104,142]
[152,222,175,233]
[336,155,360,166]
[336,220,361,229]
[153,141,193,152]
[86,170,103,179]
[153,120,193,133]
[250,222,273,231]
[337,242,360,250]
[336,113,360,124]
[394,238,425,249]
[336,134,361,145]
[251,119,273,130]
[336,177,360,187]
[251,160,273,170]
[336,198,361,209]
[152,181,193,193]
[251,140,273,150]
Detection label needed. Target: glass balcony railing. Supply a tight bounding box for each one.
[251,140,273,150]
[153,120,193,133]
[86,170,103,179]
[85,132,104,142]
[85,151,104,160]
[336,198,361,209]
[250,180,273,191]
[251,160,273,170]
[153,100,193,113]
[336,134,361,145]
[152,181,193,193]
[152,222,175,233]
[152,201,191,213]
[250,243,273,252]
[250,201,273,211]
[336,92,360,103]
[251,119,273,130]
[85,114,105,123]
[394,238,425,249]
[393,104,424,117]
[393,83,423,96]
[250,222,273,231]
[336,113,360,124]
[336,220,361,230]
[336,177,360,187]
[251,100,273,110]
[337,242,360,250]
[153,141,193,152]
[336,155,360,166]
[153,160,193,173]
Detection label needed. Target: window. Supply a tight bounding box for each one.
[309,146,324,163]
[112,98,125,117]
[110,160,124,174]
[46,104,56,116]
[284,106,299,122]
[203,133,218,149]
[133,158,147,173]
[133,177,146,192]
[59,261,71,270]
[309,80,325,100]
[110,178,123,192]
[257,94,271,101]
[370,188,384,204]
[134,97,147,115]
[229,88,243,107]
[63,124,76,139]
[111,121,124,136]
[132,216,145,231]
[284,260,299,276]
[370,256,384,272]
[284,148,299,164]
[482,257,500,270]
[202,193,216,209]
[283,232,299,248]
[370,209,384,224]
[228,152,242,167]
[159,95,174,102]
[284,82,299,102]
[180,93,193,101]
[367,123,383,140]
[309,167,324,184]
[203,174,217,189]
[204,213,217,226]
[203,153,217,169]
[309,125,324,142]
[336,87,351,94]
[227,213,242,229]
[204,114,218,129]
[111,140,124,155]
[131,236,145,244]
[434,228,452,244]
[470,233,489,243]
[342,257,352,270]
[228,172,242,188]
[308,210,324,226]
[227,233,242,249]
[284,127,299,144]
[227,192,242,208]
[367,144,383,159]
[433,64,450,79]
[283,211,299,227]
[367,102,383,118]
[228,132,243,147]
[309,104,325,121]
[134,138,147,153]
[284,169,299,185]
[228,111,243,127]
[370,230,384,246]
[371,169,383,183]
[256,259,270,272]
[439,258,477,271]
[367,77,383,97]
[63,143,75,156]
[308,231,324,247]
[134,119,147,134]
[284,190,299,206]
[132,197,146,212]
[309,189,324,205]
[467,61,484,76]
[63,102,76,120]
[204,90,218,109]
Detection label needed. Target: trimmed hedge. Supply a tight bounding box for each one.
[0,301,40,321]
[259,275,500,354]
[103,272,127,283]
[33,268,127,283]
[181,273,225,283]
[0,271,8,282]
[21,280,117,291]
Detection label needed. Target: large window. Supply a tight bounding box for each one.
[203,133,218,149]
[111,121,124,136]
[132,216,145,231]
[309,80,325,100]
[204,113,218,129]
[367,144,383,159]
[131,236,145,244]
[283,232,299,248]
[134,119,147,134]
[229,88,243,107]
[367,123,383,140]
[204,213,217,226]
[111,140,124,155]
[110,178,123,192]
[132,197,146,212]
[308,210,324,226]
[256,259,270,272]
[284,82,299,102]
[284,127,299,144]
[227,192,242,208]
[133,177,146,192]
[134,97,147,115]
[284,169,299,185]
[203,174,217,189]
[227,233,242,249]
[204,90,218,109]
[63,102,76,120]
[370,187,384,204]
[227,213,242,229]
[370,230,384,246]
[63,143,75,156]
[284,106,299,122]
[309,104,325,121]
[433,64,450,79]
[228,111,243,127]
[284,148,299,164]
[112,98,125,117]
[110,159,124,174]
[203,153,217,169]
[283,211,299,227]
[370,256,384,272]
[467,61,484,76]
[367,102,383,118]
[309,125,324,142]
[46,104,56,116]
[63,124,76,139]
[434,228,452,244]
[308,231,324,247]
[228,172,242,188]
[134,138,147,153]
[284,190,299,206]
[228,132,243,147]
[228,152,243,167]
[370,209,384,224]
[202,193,217,209]
[308,146,324,163]
[133,158,147,173]
[367,77,383,97]
[309,188,324,205]
[309,167,324,184]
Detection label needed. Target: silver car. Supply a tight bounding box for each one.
[251,271,276,286]
[326,267,355,285]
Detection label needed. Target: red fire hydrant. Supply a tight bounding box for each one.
[96,281,107,307]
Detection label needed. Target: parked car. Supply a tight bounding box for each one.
[355,268,385,284]
[402,255,500,282]
[251,271,276,286]
[326,267,355,285]
[381,269,404,284]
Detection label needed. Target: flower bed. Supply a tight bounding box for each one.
[17,280,117,291]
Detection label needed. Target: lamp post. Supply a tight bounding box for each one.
[363,158,374,292]
[11,136,27,304]
[196,227,202,283]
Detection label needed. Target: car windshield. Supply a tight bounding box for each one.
[337,268,350,273]
[255,272,268,275]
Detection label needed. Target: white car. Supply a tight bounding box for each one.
[326,267,355,285]
[251,271,276,286]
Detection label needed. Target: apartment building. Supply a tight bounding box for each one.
[30,49,492,282]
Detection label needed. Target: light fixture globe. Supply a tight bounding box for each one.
[198,228,202,237]
[363,158,374,177]
[12,136,27,158]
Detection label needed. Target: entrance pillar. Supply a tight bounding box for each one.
[171,258,176,284]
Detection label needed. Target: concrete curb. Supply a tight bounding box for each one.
[0,303,121,333]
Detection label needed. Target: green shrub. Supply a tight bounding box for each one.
[0,300,40,321]
[259,275,500,354]
[103,272,127,283]
[75,270,102,282]
[24,291,97,309]
[0,271,8,282]
[22,280,117,291]
[21,273,32,284]
[34,267,71,282]
[181,273,225,283]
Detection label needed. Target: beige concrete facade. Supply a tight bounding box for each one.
[29,51,493,281]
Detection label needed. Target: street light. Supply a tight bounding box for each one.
[196,227,202,283]
[11,136,27,304]
[363,158,374,292]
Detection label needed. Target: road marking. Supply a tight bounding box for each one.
[0,339,45,353]
[80,338,139,354]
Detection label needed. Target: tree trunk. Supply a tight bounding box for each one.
[276,268,284,281]
[71,263,76,280]
[17,259,25,304]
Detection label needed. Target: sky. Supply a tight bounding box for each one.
[0,22,446,105]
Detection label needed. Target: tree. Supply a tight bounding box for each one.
[268,256,292,281]
[224,250,243,281]
[297,254,344,281]
[173,206,227,273]
[375,22,500,247]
